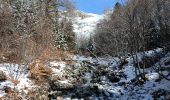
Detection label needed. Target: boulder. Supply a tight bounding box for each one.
[51,75,63,81]
[151,89,170,99]
[0,71,7,81]
[50,81,74,91]
[165,59,170,66]
[107,72,120,83]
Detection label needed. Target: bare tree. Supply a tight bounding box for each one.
[94,0,170,80]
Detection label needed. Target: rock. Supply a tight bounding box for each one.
[104,91,110,97]
[155,77,162,82]
[4,86,12,93]
[0,71,7,81]
[90,84,99,94]
[50,81,74,91]
[107,72,120,83]
[64,97,71,100]
[151,89,170,99]
[51,75,62,81]
[57,96,63,100]
[119,59,129,69]
[166,94,170,100]
[153,83,156,87]
[118,82,126,86]
[130,77,145,86]
[135,56,160,69]
[165,59,170,66]
[100,70,108,76]
[91,77,100,83]
[48,91,63,98]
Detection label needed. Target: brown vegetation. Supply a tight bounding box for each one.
[28,59,52,82]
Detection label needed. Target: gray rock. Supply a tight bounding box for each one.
[0,71,6,82]
[104,91,110,97]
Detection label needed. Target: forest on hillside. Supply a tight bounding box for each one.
[0,0,170,100]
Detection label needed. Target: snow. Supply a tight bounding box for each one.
[122,65,136,82]
[58,80,72,85]
[49,61,66,76]
[145,48,163,57]
[0,61,68,98]
[72,55,92,62]
[0,63,36,98]
[145,73,159,80]
[0,81,13,97]
[84,73,92,85]
[127,48,163,64]
[71,50,170,99]
[73,11,104,46]
[73,55,119,67]
[0,49,169,99]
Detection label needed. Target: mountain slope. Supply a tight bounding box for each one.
[73,11,104,38]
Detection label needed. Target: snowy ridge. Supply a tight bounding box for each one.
[73,11,104,38]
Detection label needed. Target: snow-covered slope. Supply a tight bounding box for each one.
[73,11,103,39]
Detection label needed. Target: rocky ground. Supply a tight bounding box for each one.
[0,49,170,100]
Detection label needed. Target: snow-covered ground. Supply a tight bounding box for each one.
[0,61,68,99]
[0,64,35,98]
[0,49,170,99]
[70,49,170,99]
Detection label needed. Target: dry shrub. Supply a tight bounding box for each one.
[51,75,62,81]
[5,88,14,97]
[12,79,20,86]
[4,92,22,100]
[0,1,22,63]
[28,59,52,82]
[3,87,22,100]
[25,85,49,100]
[27,47,74,83]
[65,50,74,65]
[27,90,35,98]
[37,48,63,62]
[37,47,73,64]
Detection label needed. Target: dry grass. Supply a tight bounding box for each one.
[28,59,52,82]
[35,47,74,65]
[12,80,20,86]
[27,47,74,84]
[38,48,73,62]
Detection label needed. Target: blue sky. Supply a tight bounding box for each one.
[73,0,124,14]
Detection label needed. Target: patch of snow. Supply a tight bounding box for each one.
[50,61,66,68]
[0,63,36,97]
[72,55,92,62]
[107,86,123,95]
[73,55,119,67]
[145,48,163,57]
[50,61,66,76]
[16,74,35,93]
[84,73,92,85]
[58,80,72,85]
[122,65,136,82]
[145,73,159,80]
[0,81,13,97]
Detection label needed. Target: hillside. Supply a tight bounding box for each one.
[72,11,104,48]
